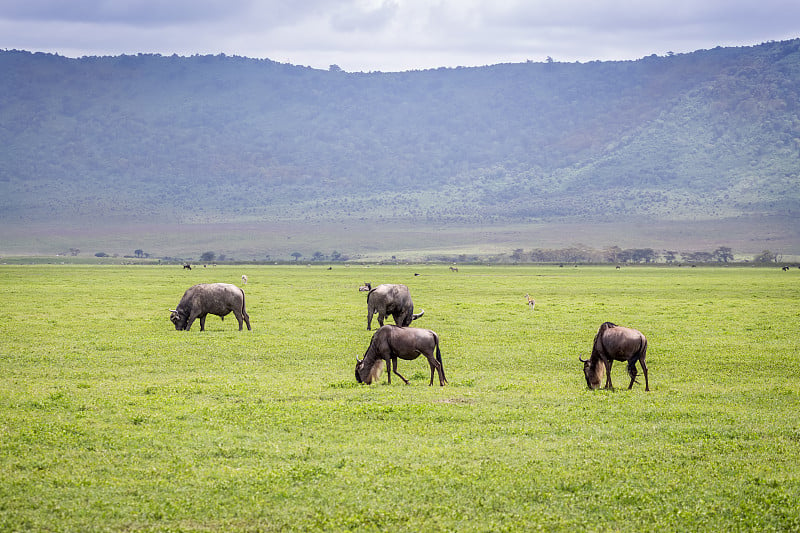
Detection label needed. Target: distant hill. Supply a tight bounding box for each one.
[1,40,799,257]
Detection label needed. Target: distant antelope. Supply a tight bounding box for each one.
[525,294,536,310]
[242,274,248,284]
[449,266,459,272]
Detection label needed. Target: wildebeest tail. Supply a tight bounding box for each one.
[626,336,647,381]
[239,287,247,314]
[435,334,447,383]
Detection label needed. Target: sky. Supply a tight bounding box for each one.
[1,0,799,72]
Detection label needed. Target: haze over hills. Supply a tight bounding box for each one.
[1,39,799,259]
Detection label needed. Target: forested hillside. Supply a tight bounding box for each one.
[1,39,799,229]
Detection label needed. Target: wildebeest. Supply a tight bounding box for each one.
[365,283,424,330]
[355,325,447,386]
[580,322,649,391]
[170,283,251,331]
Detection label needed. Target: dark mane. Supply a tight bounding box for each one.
[591,322,617,359]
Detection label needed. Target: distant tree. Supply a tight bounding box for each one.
[664,250,678,263]
[754,249,777,263]
[312,251,325,261]
[631,248,658,263]
[329,64,342,72]
[200,251,216,262]
[95,252,108,257]
[605,246,623,263]
[617,249,633,263]
[685,251,714,263]
[69,248,80,256]
[291,252,302,262]
[134,249,144,258]
[713,246,734,263]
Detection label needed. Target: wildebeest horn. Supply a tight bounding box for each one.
[412,309,425,319]
[169,309,177,312]
[578,356,588,363]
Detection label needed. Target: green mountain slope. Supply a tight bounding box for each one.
[1,40,799,238]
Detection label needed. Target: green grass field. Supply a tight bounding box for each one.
[1,264,799,531]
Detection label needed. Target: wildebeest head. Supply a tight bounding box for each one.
[580,355,604,389]
[355,357,364,383]
[170,309,187,330]
[354,356,384,385]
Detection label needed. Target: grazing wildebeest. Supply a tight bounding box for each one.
[170,283,251,331]
[365,283,424,330]
[449,266,459,272]
[355,325,447,386]
[580,322,649,391]
[183,263,192,270]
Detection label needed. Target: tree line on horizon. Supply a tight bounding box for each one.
[426,245,777,264]
[77,245,788,265]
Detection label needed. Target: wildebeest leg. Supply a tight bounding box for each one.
[391,358,410,384]
[377,312,385,328]
[384,357,393,384]
[242,310,251,330]
[640,358,650,391]
[604,360,614,389]
[436,362,446,386]
[184,312,201,331]
[395,312,409,328]
[198,314,207,331]
[436,362,447,386]
[232,310,248,331]
[425,353,446,386]
[367,309,374,330]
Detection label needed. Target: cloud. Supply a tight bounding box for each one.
[0,0,797,71]
[0,0,338,27]
[0,0,238,25]
[330,0,399,32]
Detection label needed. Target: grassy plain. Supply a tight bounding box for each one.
[1,264,799,531]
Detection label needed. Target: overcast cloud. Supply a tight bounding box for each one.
[1,0,798,72]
